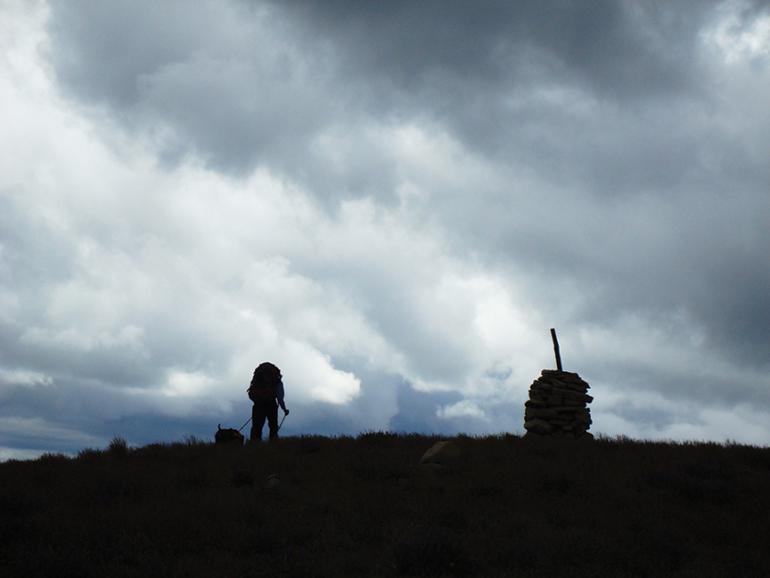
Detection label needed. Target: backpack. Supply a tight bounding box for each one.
[247,362,281,402]
[247,381,276,402]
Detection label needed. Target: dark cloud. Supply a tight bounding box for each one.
[279,0,707,99]
[46,1,715,185]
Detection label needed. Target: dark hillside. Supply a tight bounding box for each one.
[1,434,769,577]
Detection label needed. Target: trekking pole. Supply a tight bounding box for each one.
[277,413,288,432]
[237,416,252,433]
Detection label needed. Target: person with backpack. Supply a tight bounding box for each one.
[247,362,289,442]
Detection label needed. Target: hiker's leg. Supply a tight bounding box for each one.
[267,402,279,441]
[250,403,267,442]
[249,403,259,441]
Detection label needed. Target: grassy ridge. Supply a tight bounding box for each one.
[1,433,769,577]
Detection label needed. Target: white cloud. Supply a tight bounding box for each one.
[0,416,102,446]
[0,369,53,387]
[162,369,216,398]
[21,325,146,353]
[437,399,489,421]
[283,341,362,405]
[704,1,770,64]
[0,447,54,462]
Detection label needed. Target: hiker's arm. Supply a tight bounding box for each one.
[276,381,288,412]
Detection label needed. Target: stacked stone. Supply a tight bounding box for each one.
[524,369,593,438]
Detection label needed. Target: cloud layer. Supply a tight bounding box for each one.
[2,0,769,458]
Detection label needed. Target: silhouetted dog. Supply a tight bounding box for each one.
[215,424,244,445]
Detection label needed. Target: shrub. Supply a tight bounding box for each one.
[107,436,129,457]
[38,452,71,463]
[76,447,103,461]
[183,435,206,446]
[357,430,400,445]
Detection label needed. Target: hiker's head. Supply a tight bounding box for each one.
[253,362,282,386]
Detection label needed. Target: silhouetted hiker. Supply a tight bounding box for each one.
[247,362,289,442]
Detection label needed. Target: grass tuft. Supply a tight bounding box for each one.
[107,436,129,457]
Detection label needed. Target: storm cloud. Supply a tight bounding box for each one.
[1,0,769,458]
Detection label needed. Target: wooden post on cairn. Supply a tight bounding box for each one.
[550,327,563,371]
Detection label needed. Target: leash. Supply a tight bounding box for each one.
[237,411,288,433]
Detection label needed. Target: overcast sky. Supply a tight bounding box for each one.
[1,0,769,459]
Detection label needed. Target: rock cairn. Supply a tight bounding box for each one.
[524,369,593,438]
